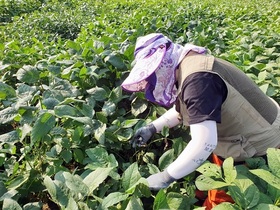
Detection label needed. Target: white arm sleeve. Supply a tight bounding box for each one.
[166,120,217,179]
[152,106,181,132]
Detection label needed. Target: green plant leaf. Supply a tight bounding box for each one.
[0,181,7,198]
[2,198,22,210]
[31,112,56,146]
[244,157,267,169]
[16,65,40,84]
[267,148,280,177]
[0,131,19,144]
[96,111,108,123]
[54,105,93,126]
[66,197,79,210]
[86,87,107,101]
[94,123,106,143]
[254,203,280,210]
[250,169,280,190]
[195,175,229,191]
[6,174,29,190]
[0,107,18,124]
[153,189,169,210]
[63,172,89,196]
[66,40,82,52]
[42,98,60,109]
[228,175,260,209]
[122,162,141,191]
[85,146,111,169]
[147,163,160,174]
[132,182,151,198]
[121,119,139,128]
[196,162,223,178]
[101,192,129,209]
[161,126,169,138]
[16,84,37,100]
[43,176,56,200]
[102,100,116,116]
[223,157,237,184]
[22,202,42,210]
[54,104,80,117]
[213,202,239,209]
[73,149,84,164]
[104,53,127,70]
[0,82,16,100]
[131,98,148,117]
[166,192,192,210]
[109,86,123,104]
[158,149,174,170]
[0,190,18,201]
[125,196,144,210]
[43,176,68,207]
[83,167,112,195]
[117,128,133,142]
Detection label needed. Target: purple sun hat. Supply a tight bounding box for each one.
[121,33,169,92]
[121,33,207,107]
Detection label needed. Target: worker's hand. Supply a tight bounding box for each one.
[147,170,176,190]
[130,124,156,148]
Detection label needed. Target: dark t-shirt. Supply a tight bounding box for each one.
[179,72,228,124]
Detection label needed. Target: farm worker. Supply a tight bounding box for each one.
[121,33,280,191]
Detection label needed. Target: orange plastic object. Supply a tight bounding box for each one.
[203,189,235,209]
[202,154,235,209]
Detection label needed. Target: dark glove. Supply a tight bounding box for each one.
[147,170,176,190]
[130,123,156,148]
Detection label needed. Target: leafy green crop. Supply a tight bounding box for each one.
[0,0,280,209]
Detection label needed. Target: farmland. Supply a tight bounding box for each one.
[0,0,280,209]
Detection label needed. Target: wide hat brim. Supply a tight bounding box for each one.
[121,45,166,92]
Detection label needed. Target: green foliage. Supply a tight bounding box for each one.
[0,0,279,208]
[196,149,280,209]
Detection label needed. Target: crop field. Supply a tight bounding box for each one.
[0,0,280,209]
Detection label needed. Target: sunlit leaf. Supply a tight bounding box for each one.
[0,190,18,201]
[101,192,129,209]
[2,198,22,210]
[166,192,192,210]
[195,175,229,191]
[83,167,112,195]
[131,98,148,117]
[117,128,133,141]
[158,149,174,170]
[63,172,89,196]
[212,202,239,209]
[104,53,127,70]
[31,112,56,146]
[121,119,139,128]
[0,82,16,100]
[229,175,260,209]
[86,87,107,101]
[250,169,280,190]
[254,203,280,210]
[196,162,223,178]
[125,196,144,210]
[0,107,18,124]
[23,202,42,210]
[153,190,169,210]
[66,197,79,210]
[122,162,141,191]
[223,157,237,184]
[16,65,40,84]
[267,148,280,177]
[102,100,116,116]
[0,131,19,144]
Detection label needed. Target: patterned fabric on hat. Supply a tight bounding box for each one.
[121,33,207,107]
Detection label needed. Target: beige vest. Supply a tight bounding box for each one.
[177,53,280,161]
